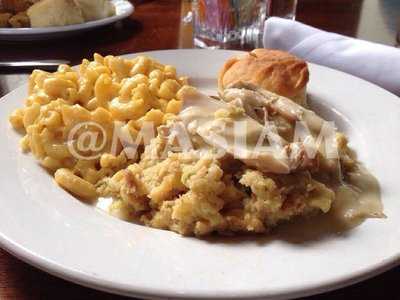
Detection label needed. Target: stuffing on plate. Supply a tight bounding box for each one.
[97,85,384,236]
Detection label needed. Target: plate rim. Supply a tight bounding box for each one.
[0,49,399,300]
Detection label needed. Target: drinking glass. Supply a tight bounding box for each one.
[192,0,267,49]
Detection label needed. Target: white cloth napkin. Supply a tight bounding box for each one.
[263,17,400,96]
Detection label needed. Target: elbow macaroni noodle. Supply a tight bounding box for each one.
[9,53,193,199]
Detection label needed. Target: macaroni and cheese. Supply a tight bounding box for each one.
[9,53,191,200]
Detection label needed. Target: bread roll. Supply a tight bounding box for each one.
[73,0,115,22]
[1,0,33,13]
[218,49,309,106]
[8,11,30,27]
[0,13,12,27]
[27,0,84,27]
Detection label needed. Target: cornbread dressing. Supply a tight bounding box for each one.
[97,88,384,236]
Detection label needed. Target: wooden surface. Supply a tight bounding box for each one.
[0,0,399,299]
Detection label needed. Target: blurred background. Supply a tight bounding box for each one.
[0,0,399,66]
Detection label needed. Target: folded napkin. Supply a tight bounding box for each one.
[263,17,400,96]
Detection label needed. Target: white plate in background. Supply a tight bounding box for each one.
[0,0,134,41]
[0,49,399,299]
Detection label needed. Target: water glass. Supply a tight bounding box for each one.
[192,0,267,49]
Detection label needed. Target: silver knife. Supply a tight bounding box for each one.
[0,60,71,71]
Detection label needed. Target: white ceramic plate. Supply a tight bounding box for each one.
[0,0,134,41]
[0,49,399,300]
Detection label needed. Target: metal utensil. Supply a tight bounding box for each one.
[0,60,71,72]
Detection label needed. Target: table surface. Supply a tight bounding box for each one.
[0,0,399,299]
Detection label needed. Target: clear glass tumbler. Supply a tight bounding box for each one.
[192,0,267,49]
